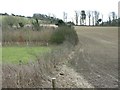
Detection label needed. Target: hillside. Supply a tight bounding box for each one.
[1,13,60,28]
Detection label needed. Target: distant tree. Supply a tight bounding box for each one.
[32,18,40,31]
[101,14,104,26]
[4,13,9,16]
[33,13,58,24]
[87,11,92,26]
[75,11,79,25]
[94,11,100,25]
[1,13,9,16]
[108,16,112,25]
[80,10,86,25]
[55,19,66,26]
[108,12,117,26]
[92,11,95,26]
[63,12,67,22]
[111,12,116,21]
[111,12,117,26]
[11,13,15,16]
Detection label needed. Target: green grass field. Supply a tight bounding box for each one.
[2,46,51,64]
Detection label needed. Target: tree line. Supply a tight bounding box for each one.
[1,11,119,27]
[63,10,119,26]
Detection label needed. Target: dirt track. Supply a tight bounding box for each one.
[70,26,118,88]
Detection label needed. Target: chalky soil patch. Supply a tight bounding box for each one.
[55,65,94,88]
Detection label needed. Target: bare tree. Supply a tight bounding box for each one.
[111,12,116,21]
[87,11,92,26]
[92,11,95,26]
[108,12,115,25]
[80,10,86,25]
[110,12,118,26]
[101,14,104,26]
[108,15,112,25]
[75,11,79,25]
[63,12,67,22]
[94,11,100,25]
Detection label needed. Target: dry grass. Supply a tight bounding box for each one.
[2,26,79,46]
[2,27,55,46]
[2,42,74,88]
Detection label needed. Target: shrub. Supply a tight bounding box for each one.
[55,19,66,26]
[50,28,65,44]
[32,19,41,31]
[50,26,79,46]
[19,22,24,28]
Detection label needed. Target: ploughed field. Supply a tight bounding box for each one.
[72,26,118,88]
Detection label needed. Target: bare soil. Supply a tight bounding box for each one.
[53,26,118,88]
[69,26,118,88]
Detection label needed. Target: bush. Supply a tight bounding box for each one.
[50,28,65,44]
[55,19,66,26]
[32,19,41,31]
[50,26,79,46]
[19,22,24,28]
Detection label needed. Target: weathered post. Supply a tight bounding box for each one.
[52,78,56,90]
[18,60,22,87]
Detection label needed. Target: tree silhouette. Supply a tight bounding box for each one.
[75,11,79,25]
[92,11,95,26]
[80,10,86,25]
[94,11,100,25]
[87,11,92,26]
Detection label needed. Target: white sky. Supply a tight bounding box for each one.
[0,0,120,23]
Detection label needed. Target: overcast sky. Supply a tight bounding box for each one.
[1,0,120,22]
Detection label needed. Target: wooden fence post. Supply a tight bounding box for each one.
[19,60,22,88]
[52,78,56,90]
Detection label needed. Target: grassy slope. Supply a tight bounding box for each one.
[0,15,51,25]
[0,15,34,25]
[2,46,51,64]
